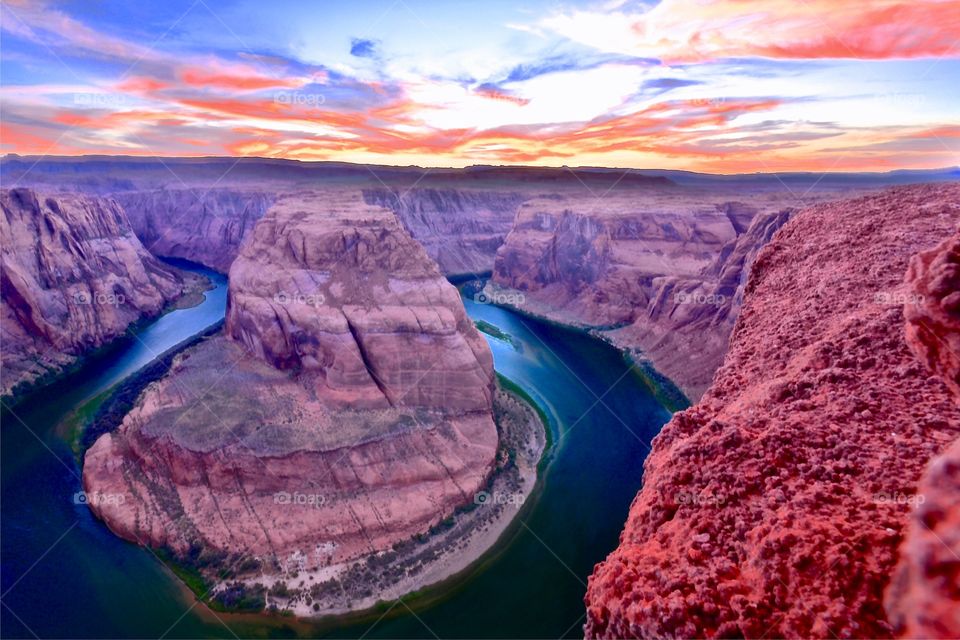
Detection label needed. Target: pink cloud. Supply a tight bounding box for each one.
[543,0,960,62]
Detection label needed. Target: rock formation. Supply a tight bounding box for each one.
[886,231,960,638]
[82,190,498,574]
[114,188,274,272]
[584,183,960,639]
[362,187,526,276]
[114,186,525,278]
[490,192,809,400]
[1,188,183,397]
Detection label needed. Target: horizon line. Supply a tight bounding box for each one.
[3,153,958,178]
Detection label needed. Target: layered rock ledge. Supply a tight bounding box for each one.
[886,230,960,638]
[489,190,830,401]
[584,183,960,638]
[1,188,184,397]
[363,187,526,277]
[82,190,503,608]
[115,188,274,273]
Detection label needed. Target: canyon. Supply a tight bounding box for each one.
[4,154,959,634]
[113,189,274,273]
[6,158,943,405]
[362,187,526,277]
[112,185,528,277]
[489,190,829,400]
[0,188,186,398]
[81,190,521,612]
[584,183,960,638]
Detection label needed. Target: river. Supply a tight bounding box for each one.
[0,264,672,639]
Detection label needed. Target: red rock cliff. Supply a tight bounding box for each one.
[115,188,274,272]
[1,188,183,396]
[362,187,525,277]
[82,190,498,571]
[491,191,809,399]
[886,230,960,638]
[584,183,960,638]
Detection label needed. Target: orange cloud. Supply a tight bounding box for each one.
[116,77,170,94]
[543,0,960,62]
[179,67,304,91]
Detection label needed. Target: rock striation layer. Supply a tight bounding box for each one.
[362,187,526,277]
[1,188,183,396]
[83,190,498,574]
[491,192,807,400]
[584,183,960,639]
[115,188,274,272]
[886,230,960,638]
[115,186,524,277]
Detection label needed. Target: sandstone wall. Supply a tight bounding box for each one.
[363,187,525,277]
[491,192,799,400]
[886,231,960,638]
[1,188,183,396]
[584,184,960,638]
[115,188,274,272]
[82,189,499,569]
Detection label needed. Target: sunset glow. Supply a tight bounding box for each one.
[1,0,958,171]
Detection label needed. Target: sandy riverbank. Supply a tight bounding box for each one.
[208,382,547,618]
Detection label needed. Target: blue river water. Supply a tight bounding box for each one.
[0,268,671,639]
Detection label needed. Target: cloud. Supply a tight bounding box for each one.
[474,84,530,106]
[350,38,381,59]
[503,52,653,83]
[641,78,702,91]
[179,65,305,91]
[537,0,960,63]
[1,0,958,173]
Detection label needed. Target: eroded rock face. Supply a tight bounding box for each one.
[115,188,274,272]
[363,187,526,277]
[584,184,960,639]
[83,190,498,570]
[115,186,523,277]
[902,233,960,397]
[491,192,801,400]
[226,190,495,411]
[1,188,183,396]
[886,231,960,638]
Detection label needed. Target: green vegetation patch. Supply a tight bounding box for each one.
[475,319,518,348]
[78,320,225,454]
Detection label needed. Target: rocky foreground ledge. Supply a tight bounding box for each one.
[887,230,960,638]
[82,190,544,614]
[584,183,960,638]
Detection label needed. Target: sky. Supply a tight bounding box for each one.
[1,0,959,172]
